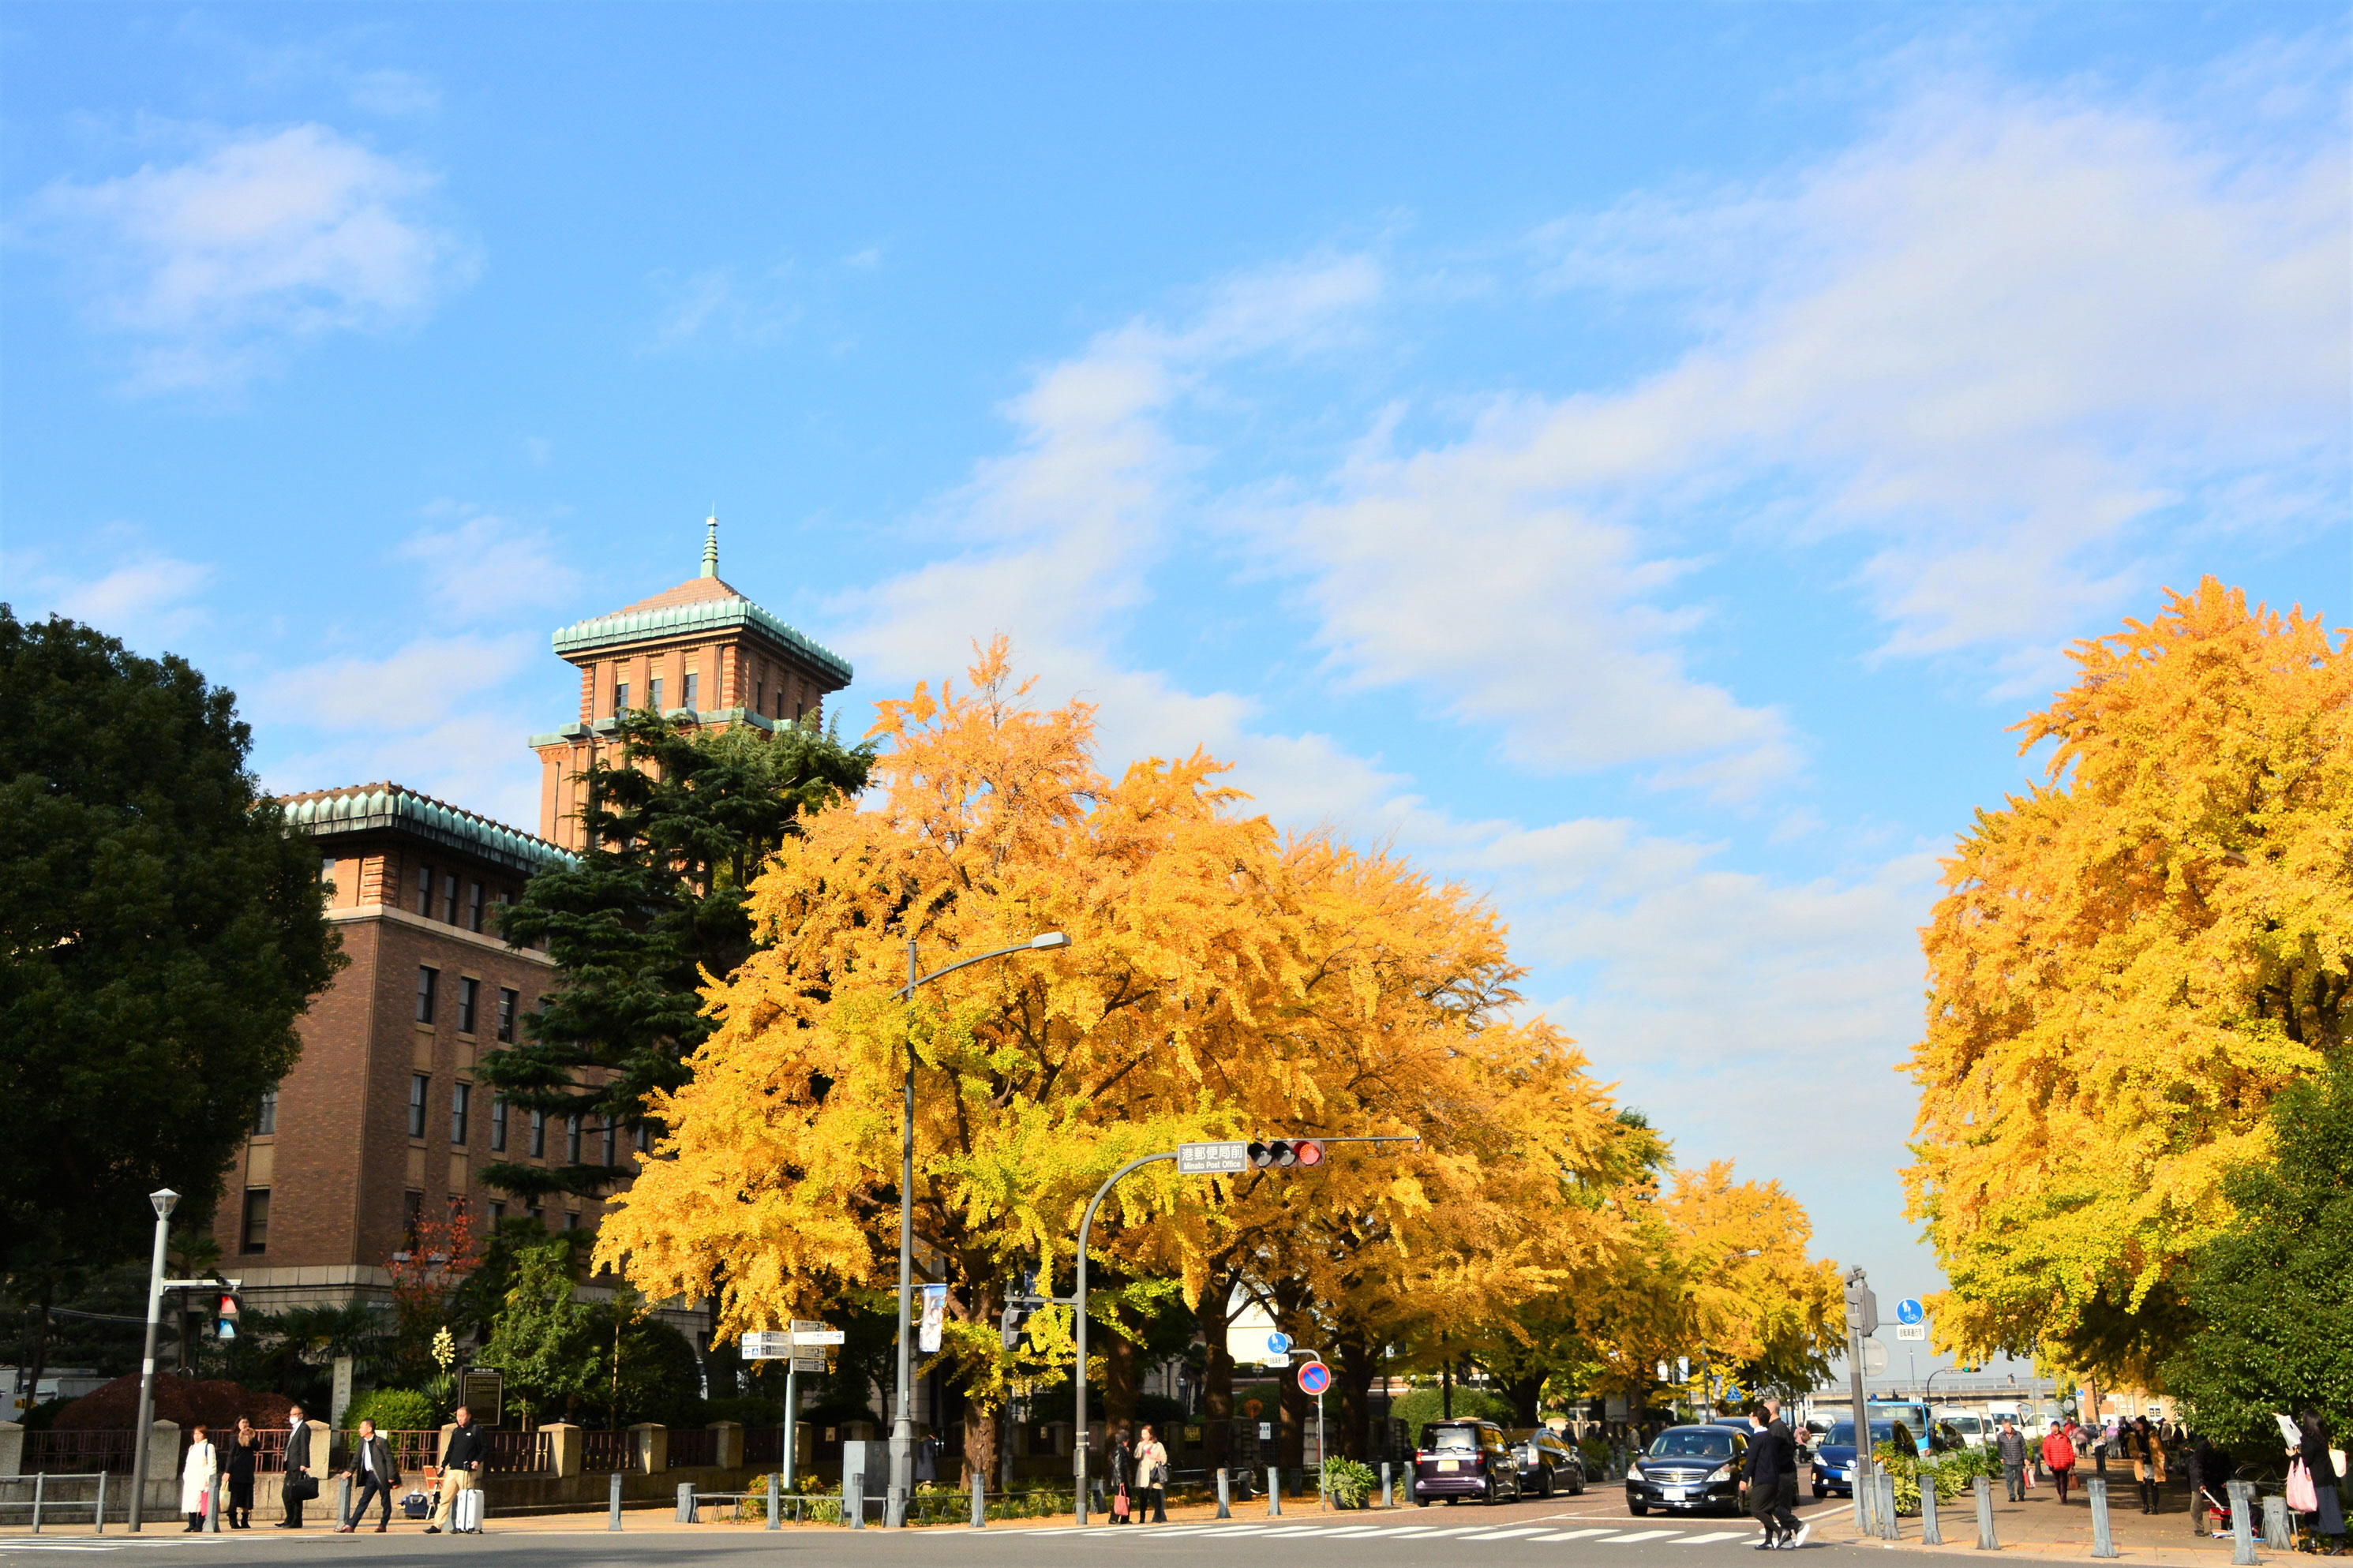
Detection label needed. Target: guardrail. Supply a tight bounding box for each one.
[0,1473,112,1532]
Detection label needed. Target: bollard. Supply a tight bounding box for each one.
[678,1481,696,1524]
[1853,1458,1872,1535]
[2227,1480,2257,1566]
[30,1473,43,1532]
[1879,1469,1902,1540]
[1216,1468,1231,1519]
[207,1474,221,1533]
[845,1467,865,1529]
[609,1470,624,1532]
[1922,1470,1943,1545]
[337,1474,351,1532]
[970,1465,986,1529]
[2089,1478,2118,1558]
[1268,1465,1282,1516]
[1381,1461,1392,1510]
[2261,1494,2292,1550]
[767,1472,780,1530]
[1975,1475,1998,1550]
[95,1471,108,1534]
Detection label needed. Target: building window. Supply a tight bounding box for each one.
[490,1098,508,1152]
[254,1085,279,1136]
[240,1189,269,1255]
[634,1123,650,1154]
[565,1115,583,1164]
[442,873,461,924]
[448,1192,468,1220]
[649,675,665,711]
[458,976,478,1035]
[416,966,438,1024]
[320,855,336,891]
[497,987,517,1042]
[489,1199,506,1222]
[613,679,629,713]
[403,1190,424,1247]
[467,881,485,933]
[755,679,765,714]
[683,672,699,711]
[415,864,434,916]
[526,1199,545,1227]
[409,1074,429,1139]
[564,1211,580,1231]
[530,1110,546,1158]
[451,1081,471,1145]
[601,1117,616,1167]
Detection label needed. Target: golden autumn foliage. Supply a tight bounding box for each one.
[1904,578,2352,1380]
[598,639,1842,1460]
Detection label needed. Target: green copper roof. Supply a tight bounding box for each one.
[279,783,574,874]
[550,593,852,686]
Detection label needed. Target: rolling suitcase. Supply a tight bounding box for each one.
[453,1486,485,1534]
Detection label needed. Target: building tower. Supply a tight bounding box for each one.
[527,515,856,850]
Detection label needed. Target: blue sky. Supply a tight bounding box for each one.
[5,3,2347,1368]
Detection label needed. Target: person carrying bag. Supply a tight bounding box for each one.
[2044,1422,2079,1506]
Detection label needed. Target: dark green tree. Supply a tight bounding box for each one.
[2163,1061,2353,1446]
[480,711,873,1201]
[1,609,342,1400]
[474,1235,604,1425]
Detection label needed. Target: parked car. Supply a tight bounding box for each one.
[1508,1428,1588,1497]
[1810,1419,1897,1499]
[1939,1412,1989,1450]
[1411,1420,1527,1506]
[1624,1424,1749,1517]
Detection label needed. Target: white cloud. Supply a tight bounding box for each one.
[398,508,582,617]
[37,124,473,390]
[1,550,218,647]
[649,264,801,350]
[255,632,534,733]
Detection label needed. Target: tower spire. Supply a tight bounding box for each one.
[701,511,718,578]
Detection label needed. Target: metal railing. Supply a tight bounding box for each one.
[669,1428,718,1469]
[21,1430,140,1473]
[1,1473,112,1532]
[481,1429,550,1474]
[743,1427,785,1466]
[582,1429,634,1473]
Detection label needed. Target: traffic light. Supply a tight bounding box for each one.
[1842,1278,1879,1335]
[1000,1304,1032,1353]
[213,1288,243,1342]
[1247,1139,1324,1169]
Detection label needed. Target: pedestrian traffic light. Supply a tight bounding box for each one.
[1842,1278,1879,1335]
[1247,1139,1324,1169]
[1000,1304,1032,1352]
[213,1288,242,1342]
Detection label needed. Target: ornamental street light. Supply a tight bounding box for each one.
[126,1188,178,1532]
[886,931,1070,1529]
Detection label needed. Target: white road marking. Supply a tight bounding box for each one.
[1606,1529,1684,1543]
[1677,1532,1752,1544]
[1457,1528,1549,1540]
[1531,1527,1623,1540]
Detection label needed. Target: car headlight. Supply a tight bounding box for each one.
[1708,1465,1733,1483]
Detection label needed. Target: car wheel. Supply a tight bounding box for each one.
[1631,1503,1649,1517]
[1541,1468,1555,1499]
[1813,1487,1827,1500]
[1416,1499,1430,1509]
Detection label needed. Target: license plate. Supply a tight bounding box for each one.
[1665,1486,1689,1500]
[1437,1459,1459,1473]
[1833,1469,1849,1482]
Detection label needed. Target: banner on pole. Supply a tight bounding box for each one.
[919,1284,947,1353]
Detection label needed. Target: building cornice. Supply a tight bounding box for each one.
[281,783,574,875]
[327,902,560,968]
[551,595,852,686]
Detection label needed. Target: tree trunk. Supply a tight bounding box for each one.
[1280,1374,1307,1471]
[1196,1274,1237,1469]
[1501,1371,1545,1427]
[958,1383,998,1492]
[1441,1358,1452,1419]
[1103,1326,1138,1431]
[1336,1336,1374,1461]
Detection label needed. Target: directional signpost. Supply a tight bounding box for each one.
[744,1323,844,1488]
[1897,1297,1927,1342]
[1178,1140,1250,1174]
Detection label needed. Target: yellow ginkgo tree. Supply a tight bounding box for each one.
[1903,578,2351,1382]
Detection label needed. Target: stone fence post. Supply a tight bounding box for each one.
[145,1421,182,1510]
[542,1423,582,1480]
[0,1420,22,1478]
[709,1421,742,1470]
[629,1423,667,1474]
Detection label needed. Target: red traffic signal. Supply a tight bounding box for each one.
[1248,1139,1324,1169]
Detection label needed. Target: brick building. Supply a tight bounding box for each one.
[211,524,854,1323]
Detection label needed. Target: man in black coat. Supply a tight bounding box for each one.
[1746,1410,1786,1550]
[425,1405,485,1534]
[336,1418,403,1533]
[1765,1401,1806,1547]
[277,1405,317,1529]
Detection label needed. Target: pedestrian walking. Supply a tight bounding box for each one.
[915,1428,939,1486]
[2042,1421,2078,1506]
[223,1417,259,1529]
[277,1404,318,1529]
[179,1423,219,1532]
[2130,1416,2164,1514]
[2294,1407,2346,1555]
[424,1404,484,1534]
[1110,1428,1133,1522]
[1744,1410,1783,1550]
[1135,1424,1169,1524]
[1997,1417,2029,1502]
[336,1417,402,1533]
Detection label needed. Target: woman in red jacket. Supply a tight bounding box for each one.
[2044,1422,2080,1506]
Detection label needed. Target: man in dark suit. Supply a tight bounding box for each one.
[277,1405,317,1529]
[1765,1400,1806,1547]
[336,1418,403,1532]
[425,1405,485,1534]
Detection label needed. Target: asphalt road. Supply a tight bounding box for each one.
[0,1489,1860,1566]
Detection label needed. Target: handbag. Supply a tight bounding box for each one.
[284,1473,319,1502]
[2287,1461,2317,1514]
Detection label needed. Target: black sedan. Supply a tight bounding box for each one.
[1625,1424,1749,1517]
[1509,1428,1589,1497]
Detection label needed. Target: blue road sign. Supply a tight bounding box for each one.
[1298,1360,1332,1396]
[1897,1297,1924,1325]
[1266,1331,1292,1357]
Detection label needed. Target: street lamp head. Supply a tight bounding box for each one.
[150,1188,180,1220]
[1029,931,1071,950]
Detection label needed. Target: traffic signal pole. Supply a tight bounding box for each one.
[1844,1267,1877,1520]
[1072,1150,1181,1527]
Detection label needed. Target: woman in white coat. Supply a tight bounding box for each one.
[180,1423,220,1532]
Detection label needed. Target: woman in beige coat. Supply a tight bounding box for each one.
[179,1424,220,1532]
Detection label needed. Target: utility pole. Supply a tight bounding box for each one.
[1842,1267,1878,1506]
[126,1189,178,1532]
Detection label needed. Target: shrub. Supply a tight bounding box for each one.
[343,1388,438,1431]
[1324,1457,1377,1508]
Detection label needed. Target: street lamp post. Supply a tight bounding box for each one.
[126,1188,178,1532]
[886,931,1070,1529]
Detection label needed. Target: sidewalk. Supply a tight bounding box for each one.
[1814,1479,2274,1566]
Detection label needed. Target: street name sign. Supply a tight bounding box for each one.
[1178,1141,1250,1174]
[1896,1323,1926,1342]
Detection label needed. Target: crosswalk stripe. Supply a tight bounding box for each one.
[1677,1532,1751,1544]
[1605,1529,1683,1542]
[1458,1528,1549,1540]
[1318,1527,1388,1536]
[1531,1528,1623,1540]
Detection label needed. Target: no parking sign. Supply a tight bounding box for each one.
[1298,1360,1332,1396]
